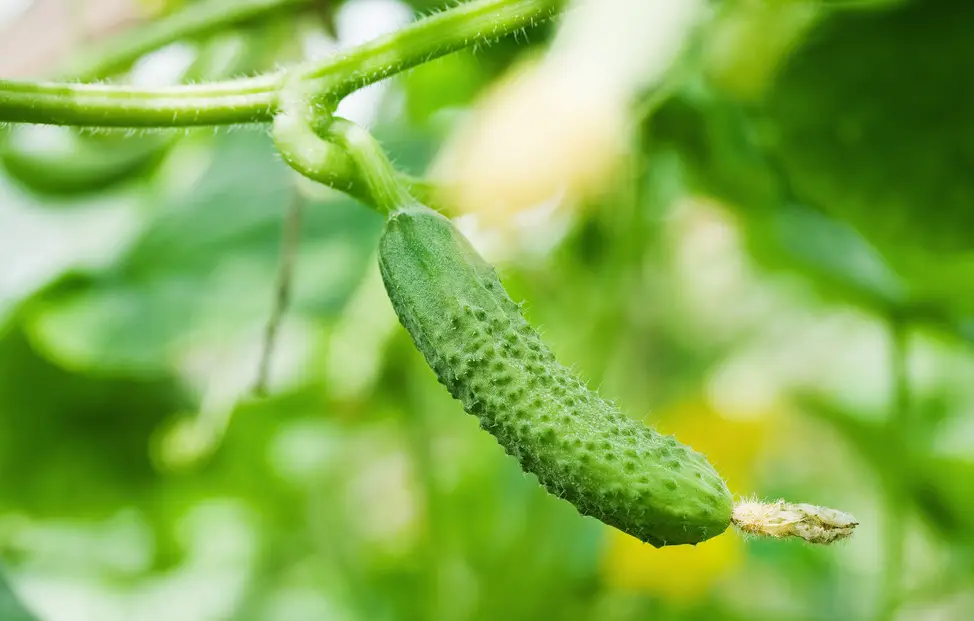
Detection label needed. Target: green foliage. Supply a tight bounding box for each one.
[753,0,974,314]
[0,131,171,199]
[0,0,973,619]
[25,131,379,375]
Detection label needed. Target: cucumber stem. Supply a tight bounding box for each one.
[325,118,416,215]
[271,99,441,213]
[271,82,360,194]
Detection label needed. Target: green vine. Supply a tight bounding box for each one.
[61,0,315,80]
[270,83,431,209]
[324,118,417,214]
[0,0,563,128]
[0,0,866,567]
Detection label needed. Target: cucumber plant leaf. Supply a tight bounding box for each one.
[753,0,974,313]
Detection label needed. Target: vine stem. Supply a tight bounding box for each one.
[295,0,563,99]
[271,81,443,211]
[326,118,416,214]
[877,319,910,621]
[0,0,563,127]
[253,191,305,397]
[61,0,315,80]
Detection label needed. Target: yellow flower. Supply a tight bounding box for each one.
[431,58,628,228]
[603,527,741,601]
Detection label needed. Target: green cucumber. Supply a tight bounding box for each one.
[378,204,733,547]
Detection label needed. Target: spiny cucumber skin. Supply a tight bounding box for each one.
[379,205,732,547]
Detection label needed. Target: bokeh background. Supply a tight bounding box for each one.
[1,0,973,619]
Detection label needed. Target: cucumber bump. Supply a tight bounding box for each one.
[378,204,733,547]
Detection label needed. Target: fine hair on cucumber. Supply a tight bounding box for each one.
[378,203,733,547]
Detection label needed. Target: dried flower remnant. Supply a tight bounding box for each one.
[731,499,858,544]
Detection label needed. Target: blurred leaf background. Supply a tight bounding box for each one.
[1,0,973,620]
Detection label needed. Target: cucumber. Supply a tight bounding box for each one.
[378,204,733,547]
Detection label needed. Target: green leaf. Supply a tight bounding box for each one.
[25,130,381,376]
[650,84,974,340]
[754,0,974,313]
[650,91,906,313]
[402,51,490,127]
[0,128,170,199]
[0,329,177,520]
